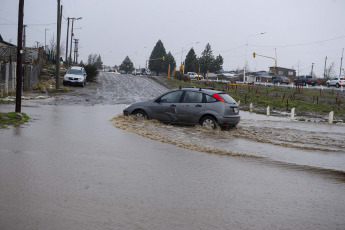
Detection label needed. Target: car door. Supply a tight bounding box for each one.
[148,90,183,122]
[177,91,205,124]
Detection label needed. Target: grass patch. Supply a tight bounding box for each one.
[0,112,30,128]
[160,77,345,120]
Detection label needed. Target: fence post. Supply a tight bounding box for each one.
[24,65,29,91]
[250,103,253,113]
[5,63,9,96]
[290,108,295,121]
[238,100,240,106]
[266,106,270,116]
[13,62,17,91]
[328,111,334,124]
[341,86,344,92]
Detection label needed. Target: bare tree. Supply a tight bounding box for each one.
[48,36,65,58]
[326,62,336,79]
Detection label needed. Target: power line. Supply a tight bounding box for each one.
[0,17,16,23]
[250,35,345,48]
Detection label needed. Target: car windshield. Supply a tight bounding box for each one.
[219,93,237,104]
[67,69,83,75]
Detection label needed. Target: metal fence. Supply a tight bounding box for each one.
[0,62,16,96]
[0,49,46,96]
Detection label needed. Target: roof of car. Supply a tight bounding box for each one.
[173,87,222,95]
[70,66,84,70]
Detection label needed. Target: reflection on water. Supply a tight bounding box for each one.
[111,115,345,172]
[1,104,345,230]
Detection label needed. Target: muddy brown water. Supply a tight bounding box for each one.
[1,72,345,229]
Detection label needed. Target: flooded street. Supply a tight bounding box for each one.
[1,72,345,230]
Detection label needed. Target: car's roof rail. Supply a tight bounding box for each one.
[199,87,214,91]
[179,86,196,89]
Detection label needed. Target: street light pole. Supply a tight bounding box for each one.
[244,32,266,82]
[311,63,314,76]
[69,17,82,66]
[181,41,200,74]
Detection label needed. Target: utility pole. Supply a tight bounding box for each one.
[68,17,82,65]
[23,24,27,63]
[45,28,49,51]
[339,48,344,78]
[311,63,314,76]
[35,41,39,48]
[69,18,74,66]
[73,39,79,64]
[56,0,62,89]
[16,0,24,113]
[324,56,327,79]
[65,17,70,65]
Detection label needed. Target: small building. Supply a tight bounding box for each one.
[0,34,15,47]
[269,66,296,78]
[245,71,273,83]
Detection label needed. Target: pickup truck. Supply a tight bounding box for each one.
[294,75,316,86]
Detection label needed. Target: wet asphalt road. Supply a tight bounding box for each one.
[0,72,345,230]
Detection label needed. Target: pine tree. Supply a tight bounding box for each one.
[95,55,103,69]
[212,54,224,73]
[199,43,214,76]
[148,40,167,75]
[184,48,198,73]
[163,52,176,74]
[119,56,134,74]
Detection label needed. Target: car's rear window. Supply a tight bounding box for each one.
[219,93,237,104]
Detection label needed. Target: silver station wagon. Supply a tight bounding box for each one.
[123,87,240,129]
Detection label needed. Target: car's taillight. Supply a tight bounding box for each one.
[212,93,225,102]
[340,81,342,83]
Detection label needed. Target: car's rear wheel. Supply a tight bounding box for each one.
[133,110,147,120]
[327,83,330,87]
[200,116,218,130]
[336,83,340,88]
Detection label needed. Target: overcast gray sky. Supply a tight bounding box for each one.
[1,0,345,76]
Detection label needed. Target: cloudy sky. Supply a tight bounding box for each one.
[1,0,345,76]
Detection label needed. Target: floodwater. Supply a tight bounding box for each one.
[1,72,345,230]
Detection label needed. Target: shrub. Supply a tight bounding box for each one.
[83,64,98,83]
[174,71,189,82]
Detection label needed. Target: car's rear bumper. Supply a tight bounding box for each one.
[217,115,240,127]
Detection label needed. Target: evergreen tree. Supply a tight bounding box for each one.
[119,56,134,74]
[163,52,176,74]
[148,40,167,75]
[184,48,198,73]
[212,54,224,73]
[95,55,103,69]
[199,43,215,76]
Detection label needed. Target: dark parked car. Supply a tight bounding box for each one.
[123,87,240,129]
[294,75,316,86]
[273,76,290,85]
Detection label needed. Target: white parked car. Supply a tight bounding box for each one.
[187,72,202,80]
[326,77,345,88]
[63,66,87,87]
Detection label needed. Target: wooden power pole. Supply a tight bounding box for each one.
[55,0,62,89]
[65,17,70,65]
[15,0,24,113]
